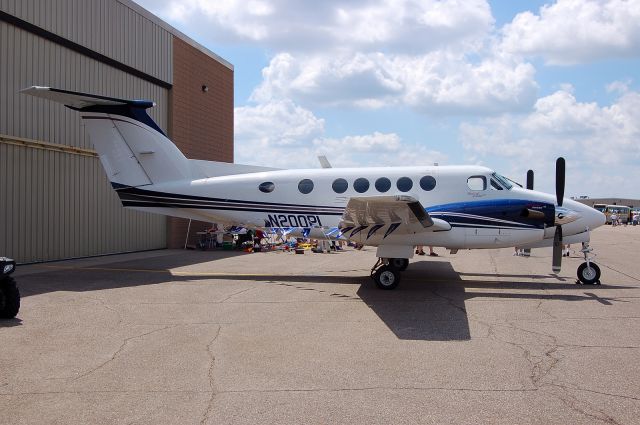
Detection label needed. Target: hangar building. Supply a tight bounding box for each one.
[0,0,233,263]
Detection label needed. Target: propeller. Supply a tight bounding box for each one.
[520,169,535,257]
[552,157,565,273]
[526,169,534,190]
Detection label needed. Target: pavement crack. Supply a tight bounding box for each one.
[217,385,537,394]
[551,385,622,425]
[200,326,222,425]
[73,325,177,382]
[431,290,467,314]
[219,286,256,303]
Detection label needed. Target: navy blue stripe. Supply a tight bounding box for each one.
[78,107,167,137]
[112,182,345,211]
[121,201,343,216]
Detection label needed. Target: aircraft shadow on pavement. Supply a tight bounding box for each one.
[10,254,628,338]
[15,250,250,298]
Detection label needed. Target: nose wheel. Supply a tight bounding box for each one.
[576,242,601,285]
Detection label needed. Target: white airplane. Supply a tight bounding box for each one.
[22,86,606,289]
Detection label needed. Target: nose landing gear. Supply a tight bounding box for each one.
[576,242,601,285]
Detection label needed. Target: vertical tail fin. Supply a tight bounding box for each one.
[21,86,191,187]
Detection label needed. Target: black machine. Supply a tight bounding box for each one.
[0,257,20,319]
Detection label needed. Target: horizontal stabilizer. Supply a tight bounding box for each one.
[20,86,154,109]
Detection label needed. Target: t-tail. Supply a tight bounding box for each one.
[21,86,192,188]
[20,86,277,190]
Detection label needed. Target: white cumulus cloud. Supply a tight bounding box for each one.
[136,0,493,53]
[252,50,538,113]
[234,101,447,168]
[460,88,640,196]
[501,0,640,65]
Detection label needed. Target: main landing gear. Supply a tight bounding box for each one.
[576,242,601,285]
[371,258,408,290]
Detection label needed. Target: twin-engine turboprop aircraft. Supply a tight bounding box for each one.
[22,87,606,289]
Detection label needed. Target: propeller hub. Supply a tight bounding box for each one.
[554,206,581,225]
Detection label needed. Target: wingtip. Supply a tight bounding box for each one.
[20,86,51,94]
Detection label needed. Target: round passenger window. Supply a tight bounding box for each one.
[396,177,413,192]
[258,182,275,193]
[332,178,348,193]
[375,177,391,193]
[353,178,370,193]
[419,175,436,191]
[298,179,314,194]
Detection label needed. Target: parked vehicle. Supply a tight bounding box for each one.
[605,205,631,225]
[0,257,20,319]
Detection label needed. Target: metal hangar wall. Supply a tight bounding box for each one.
[0,0,234,263]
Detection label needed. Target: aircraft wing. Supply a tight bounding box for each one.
[341,195,451,232]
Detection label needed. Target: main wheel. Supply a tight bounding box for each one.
[373,265,401,290]
[577,262,601,285]
[390,258,409,271]
[0,277,20,319]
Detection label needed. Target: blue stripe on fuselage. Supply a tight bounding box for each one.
[426,199,554,230]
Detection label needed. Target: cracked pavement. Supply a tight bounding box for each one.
[1,226,640,424]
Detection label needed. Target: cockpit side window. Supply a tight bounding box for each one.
[490,178,503,190]
[467,176,487,191]
[492,172,513,190]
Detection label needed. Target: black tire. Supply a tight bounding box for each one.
[373,265,401,290]
[390,258,409,271]
[577,262,601,285]
[0,277,20,319]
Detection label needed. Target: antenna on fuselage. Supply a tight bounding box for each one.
[318,156,332,169]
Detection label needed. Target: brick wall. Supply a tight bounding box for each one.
[167,37,234,248]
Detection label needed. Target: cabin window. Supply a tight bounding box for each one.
[298,179,314,194]
[375,177,391,192]
[397,177,413,192]
[258,182,275,193]
[467,176,487,191]
[419,175,436,191]
[332,178,348,193]
[353,178,370,193]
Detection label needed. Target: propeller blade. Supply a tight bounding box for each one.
[555,157,565,207]
[526,170,534,190]
[552,225,562,273]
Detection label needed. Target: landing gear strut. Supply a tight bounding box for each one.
[371,258,402,290]
[389,258,409,271]
[576,242,601,285]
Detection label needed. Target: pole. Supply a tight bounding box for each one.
[184,219,192,249]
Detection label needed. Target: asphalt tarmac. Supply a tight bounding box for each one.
[2,225,640,424]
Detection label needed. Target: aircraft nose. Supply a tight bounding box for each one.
[587,204,606,228]
[573,201,606,230]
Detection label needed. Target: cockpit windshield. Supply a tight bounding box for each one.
[491,172,513,190]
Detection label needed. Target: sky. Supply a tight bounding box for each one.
[132,0,640,198]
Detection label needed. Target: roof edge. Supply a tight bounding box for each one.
[117,0,234,71]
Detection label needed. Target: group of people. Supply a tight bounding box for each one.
[611,211,640,226]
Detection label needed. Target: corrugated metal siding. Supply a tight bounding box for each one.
[0,0,173,84]
[0,5,170,263]
[0,142,166,263]
[0,22,168,149]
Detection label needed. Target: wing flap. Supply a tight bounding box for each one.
[341,195,450,232]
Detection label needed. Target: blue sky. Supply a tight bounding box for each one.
[133,0,640,198]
